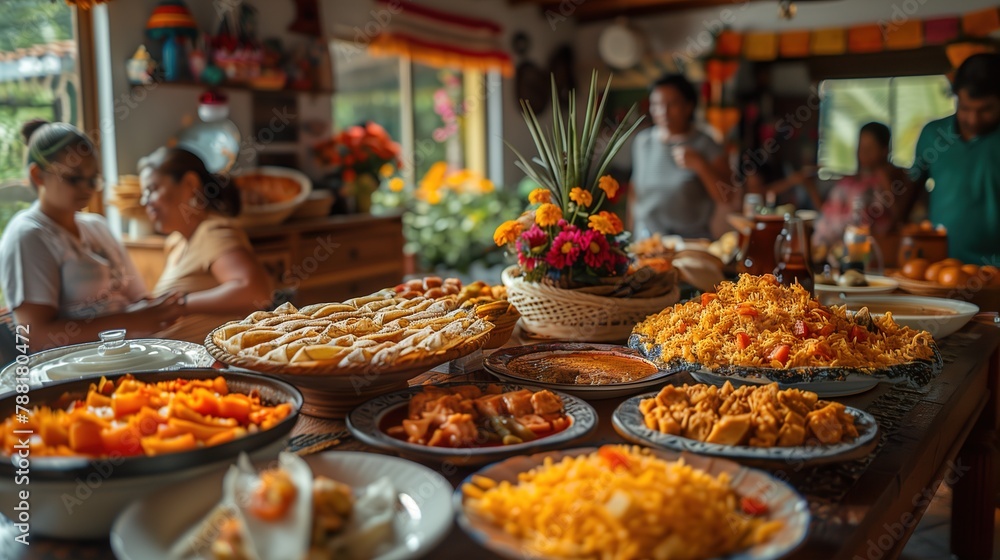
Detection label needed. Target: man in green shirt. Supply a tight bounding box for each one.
[912,53,1000,266]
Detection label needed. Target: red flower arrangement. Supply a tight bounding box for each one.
[494,177,630,285]
[313,122,402,183]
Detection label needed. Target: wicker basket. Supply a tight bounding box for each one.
[501,266,680,342]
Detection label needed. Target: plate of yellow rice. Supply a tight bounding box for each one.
[456,445,809,560]
[629,274,941,390]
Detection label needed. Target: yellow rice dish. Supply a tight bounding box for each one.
[462,445,783,560]
[632,274,935,370]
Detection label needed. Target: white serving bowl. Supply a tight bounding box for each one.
[0,370,302,539]
[842,295,979,339]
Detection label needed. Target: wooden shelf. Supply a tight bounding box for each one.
[130,80,335,96]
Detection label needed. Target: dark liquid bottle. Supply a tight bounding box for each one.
[774,215,814,294]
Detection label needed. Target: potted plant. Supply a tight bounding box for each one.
[371,162,521,274]
[493,72,679,341]
[313,122,402,214]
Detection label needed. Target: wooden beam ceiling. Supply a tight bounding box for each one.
[512,0,771,23]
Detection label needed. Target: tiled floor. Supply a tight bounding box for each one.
[899,484,1000,560]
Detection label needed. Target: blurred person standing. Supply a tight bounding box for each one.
[630,74,737,240]
[911,53,1000,264]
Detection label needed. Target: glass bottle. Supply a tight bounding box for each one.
[842,195,872,274]
[774,215,814,294]
[743,193,763,218]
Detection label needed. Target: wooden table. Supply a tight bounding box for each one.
[11,320,999,559]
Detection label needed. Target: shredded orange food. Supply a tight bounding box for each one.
[633,274,935,370]
[1,375,293,458]
[462,445,783,560]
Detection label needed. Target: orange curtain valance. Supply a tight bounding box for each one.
[368,0,513,76]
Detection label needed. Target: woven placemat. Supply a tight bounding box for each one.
[286,429,352,456]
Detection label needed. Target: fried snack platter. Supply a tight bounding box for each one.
[206,290,494,376]
[630,274,942,388]
[392,276,520,349]
[612,381,879,465]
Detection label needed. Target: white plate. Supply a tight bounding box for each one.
[347,382,598,466]
[689,368,879,397]
[111,451,453,560]
[455,447,810,560]
[613,392,879,465]
[814,274,899,300]
[842,294,979,339]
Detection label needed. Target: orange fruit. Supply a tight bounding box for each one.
[925,262,945,283]
[902,259,930,280]
[937,266,970,288]
[961,264,980,276]
[939,258,963,268]
[980,265,1000,287]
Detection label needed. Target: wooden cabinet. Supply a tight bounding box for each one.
[123,214,405,306]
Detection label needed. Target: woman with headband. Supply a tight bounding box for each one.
[0,120,184,352]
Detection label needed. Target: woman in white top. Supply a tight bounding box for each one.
[0,120,184,351]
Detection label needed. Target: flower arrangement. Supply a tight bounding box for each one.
[372,162,521,272]
[314,122,402,212]
[493,72,644,289]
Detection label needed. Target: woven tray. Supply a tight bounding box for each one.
[204,325,493,377]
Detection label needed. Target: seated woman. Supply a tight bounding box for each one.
[807,122,914,248]
[138,147,272,343]
[0,120,184,352]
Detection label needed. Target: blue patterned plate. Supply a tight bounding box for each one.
[612,391,879,465]
[347,382,598,466]
[455,447,811,560]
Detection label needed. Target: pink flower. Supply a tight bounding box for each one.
[519,224,548,250]
[581,230,612,270]
[545,229,583,269]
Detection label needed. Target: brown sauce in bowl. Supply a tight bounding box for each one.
[846,303,956,316]
[507,352,659,385]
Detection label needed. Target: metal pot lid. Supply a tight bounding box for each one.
[0,330,215,390]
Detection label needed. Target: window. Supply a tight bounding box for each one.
[331,41,491,183]
[818,75,955,177]
[332,45,402,147]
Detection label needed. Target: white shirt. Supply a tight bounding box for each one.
[0,202,147,319]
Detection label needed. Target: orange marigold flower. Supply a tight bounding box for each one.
[588,214,614,235]
[600,211,624,234]
[528,188,552,205]
[598,175,620,199]
[388,177,405,192]
[535,203,563,227]
[569,187,593,208]
[493,220,523,246]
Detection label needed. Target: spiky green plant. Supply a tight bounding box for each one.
[507,71,644,218]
